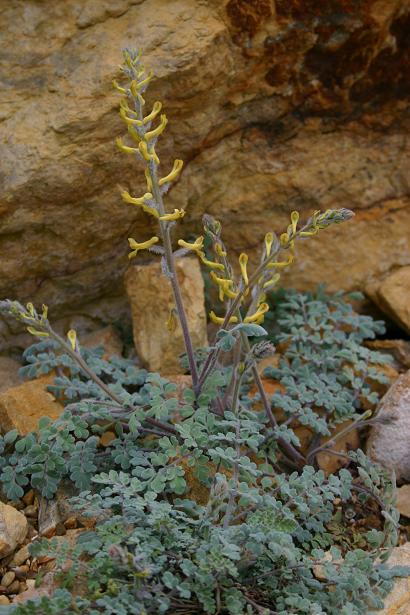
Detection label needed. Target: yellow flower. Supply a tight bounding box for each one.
[112,80,127,94]
[130,72,153,95]
[209,311,238,325]
[267,252,294,269]
[244,302,269,324]
[116,137,139,155]
[263,273,281,289]
[67,329,77,350]
[291,210,299,234]
[159,159,184,186]
[177,237,204,252]
[138,141,160,164]
[198,252,225,271]
[121,190,159,218]
[215,244,227,258]
[128,236,159,259]
[144,168,153,192]
[159,209,185,221]
[239,253,249,286]
[144,114,168,142]
[166,309,178,332]
[26,326,49,337]
[210,272,238,300]
[264,232,274,257]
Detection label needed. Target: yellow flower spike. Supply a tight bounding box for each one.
[128,236,159,259]
[159,209,185,221]
[199,252,225,271]
[291,211,299,234]
[159,159,184,186]
[264,232,274,257]
[263,273,281,289]
[209,311,238,325]
[239,253,249,286]
[67,329,77,351]
[144,168,153,192]
[112,80,127,94]
[177,237,204,252]
[144,114,168,142]
[244,302,269,324]
[27,326,49,337]
[116,137,139,154]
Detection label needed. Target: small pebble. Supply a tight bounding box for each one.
[6,579,20,594]
[10,545,30,567]
[64,516,78,530]
[26,579,35,590]
[18,582,26,594]
[22,490,35,507]
[13,565,29,579]
[23,505,37,518]
[0,596,10,604]
[1,571,15,587]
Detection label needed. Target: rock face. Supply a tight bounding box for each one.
[0,375,62,435]
[0,503,28,559]
[124,257,208,373]
[366,266,410,335]
[367,369,410,482]
[0,0,409,352]
[370,543,410,615]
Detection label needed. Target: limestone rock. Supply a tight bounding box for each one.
[396,485,410,519]
[370,543,410,615]
[83,325,123,358]
[124,257,207,373]
[0,357,22,393]
[366,339,410,371]
[0,1,409,353]
[367,369,410,482]
[366,267,410,335]
[0,375,62,435]
[0,503,28,559]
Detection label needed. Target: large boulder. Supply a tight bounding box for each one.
[367,369,410,482]
[0,0,409,352]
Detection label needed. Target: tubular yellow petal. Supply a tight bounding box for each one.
[159,209,185,221]
[159,159,184,186]
[215,244,227,258]
[27,326,49,337]
[120,108,144,127]
[199,252,225,271]
[116,137,139,154]
[291,211,299,234]
[299,229,318,237]
[280,233,289,247]
[244,302,269,324]
[121,191,153,206]
[41,304,48,320]
[127,124,141,144]
[209,311,238,325]
[145,114,168,142]
[263,273,281,289]
[130,72,153,95]
[177,237,204,252]
[138,141,159,164]
[143,101,162,125]
[26,302,35,317]
[264,232,274,257]
[166,309,178,333]
[127,236,159,258]
[144,168,153,192]
[267,253,294,269]
[112,80,127,94]
[67,329,77,350]
[239,253,249,286]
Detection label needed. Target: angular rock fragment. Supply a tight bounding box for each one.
[0,503,28,559]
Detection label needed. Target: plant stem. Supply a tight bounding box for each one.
[148,163,200,393]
